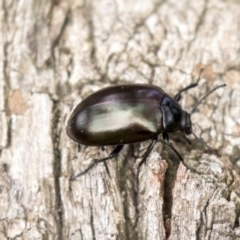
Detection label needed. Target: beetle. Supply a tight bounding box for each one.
[67,70,226,180]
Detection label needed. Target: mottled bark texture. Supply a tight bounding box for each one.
[1,0,240,239]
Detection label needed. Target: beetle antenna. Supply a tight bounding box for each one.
[191,131,210,149]
[190,84,226,115]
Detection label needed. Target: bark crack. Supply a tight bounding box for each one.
[90,204,96,240]
[50,8,71,62]
[51,101,63,240]
[162,163,178,239]
[196,197,210,240]
[117,146,138,240]
[2,0,11,147]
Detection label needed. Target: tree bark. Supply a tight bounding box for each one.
[1,0,240,239]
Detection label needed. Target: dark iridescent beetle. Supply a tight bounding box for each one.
[67,70,226,180]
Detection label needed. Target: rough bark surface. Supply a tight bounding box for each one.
[1,0,240,239]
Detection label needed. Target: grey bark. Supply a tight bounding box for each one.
[1,0,240,239]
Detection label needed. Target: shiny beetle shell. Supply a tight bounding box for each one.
[67,84,167,146]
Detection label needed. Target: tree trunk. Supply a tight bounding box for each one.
[1,0,240,239]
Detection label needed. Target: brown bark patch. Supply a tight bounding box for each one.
[194,63,216,81]
[8,90,28,115]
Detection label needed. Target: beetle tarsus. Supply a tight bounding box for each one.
[71,162,95,180]
[162,132,198,173]
[71,145,124,180]
[180,160,198,173]
[184,134,191,145]
[162,132,183,161]
[137,137,158,169]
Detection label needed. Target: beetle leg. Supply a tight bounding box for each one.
[71,145,124,180]
[174,68,204,102]
[137,137,157,182]
[138,137,158,169]
[162,132,197,173]
[183,134,191,145]
[162,132,183,161]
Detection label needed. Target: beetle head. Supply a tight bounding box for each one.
[180,111,192,135]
